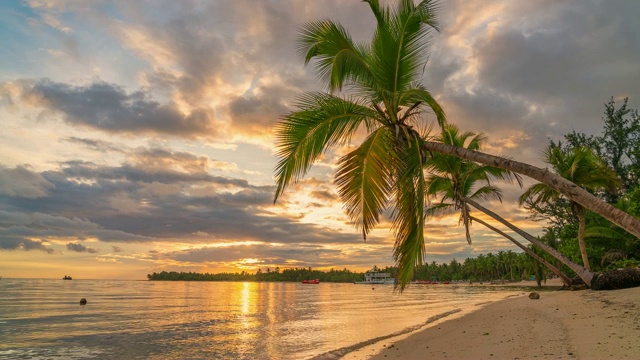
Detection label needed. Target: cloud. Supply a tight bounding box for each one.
[18,79,217,138]
[226,83,294,137]
[66,242,98,253]
[149,241,393,270]
[0,165,54,198]
[0,146,361,248]
[0,236,55,253]
[63,137,126,154]
[425,0,640,168]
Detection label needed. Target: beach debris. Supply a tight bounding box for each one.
[529,292,540,299]
[80,298,87,305]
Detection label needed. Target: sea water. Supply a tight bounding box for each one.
[0,279,525,359]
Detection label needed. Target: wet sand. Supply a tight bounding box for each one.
[343,280,640,360]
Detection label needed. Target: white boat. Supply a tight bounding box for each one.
[354,270,396,284]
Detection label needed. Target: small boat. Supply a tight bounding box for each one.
[63,275,72,280]
[301,279,319,284]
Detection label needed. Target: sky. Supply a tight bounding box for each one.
[1,0,639,280]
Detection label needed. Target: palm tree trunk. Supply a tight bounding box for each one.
[576,206,591,271]
[470,215,572,286]
[421,141,640,240]
[464,197,595,286]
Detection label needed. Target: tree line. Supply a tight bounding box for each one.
[148,249,572,285]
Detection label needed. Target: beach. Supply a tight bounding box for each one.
[344,280,640,360]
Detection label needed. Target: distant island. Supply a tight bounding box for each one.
[147,267,365,282]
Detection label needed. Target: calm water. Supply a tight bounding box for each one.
[0,279,525,359]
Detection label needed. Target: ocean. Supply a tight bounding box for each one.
[0,279,525,359]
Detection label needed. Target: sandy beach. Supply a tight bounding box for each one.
[343,280,640,360]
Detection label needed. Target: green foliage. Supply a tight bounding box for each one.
[522,98,640,271]
[628,187,640,217]
[413,251,548,282]
[565,97,640,200]
[605,259,640,271]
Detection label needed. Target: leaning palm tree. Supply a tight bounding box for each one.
[420,140,640,239]
[274,0,445,286]
[425,124,571,286]
[519,145,622,271]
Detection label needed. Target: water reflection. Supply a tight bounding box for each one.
[1,280,524,360]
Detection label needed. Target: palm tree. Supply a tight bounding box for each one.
[519,145,621,271]
[424,124,521,242]
[274,0,446,286]
[424,124,571,286]
[274,0,640,290]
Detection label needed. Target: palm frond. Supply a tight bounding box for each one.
[363,0,389,26]
[397,85,446,128]
[469,185,503,203]
[518,182,557,206]
[425,202,454,218]
[274,93,378,201]
[532,145,621,205]
[369,0,438,107]
[392,135,427,290]
[298,20,370,92]
[469,165,523,187]
[335,127,396,239]
[584,226,627,241]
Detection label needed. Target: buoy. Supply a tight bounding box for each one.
[80,298,87,305]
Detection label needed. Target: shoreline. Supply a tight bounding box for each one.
[341,280,640,360]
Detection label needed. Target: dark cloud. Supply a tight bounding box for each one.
[390,0,640,212]
[66,242,99,253]
[0,236,55,254]
[227,83,293,134]
[475,1,639,103]
[0,165,54,198]
[309,190,337,202]
[155,241,392,269]
[21,79,216,138]
[0,147,361,247]
[63,137,126,154]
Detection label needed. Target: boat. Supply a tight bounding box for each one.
[354,269,395,284]
[63,275,72,280]
[301,279,319,284]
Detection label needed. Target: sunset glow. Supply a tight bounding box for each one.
[1,0,638,279]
